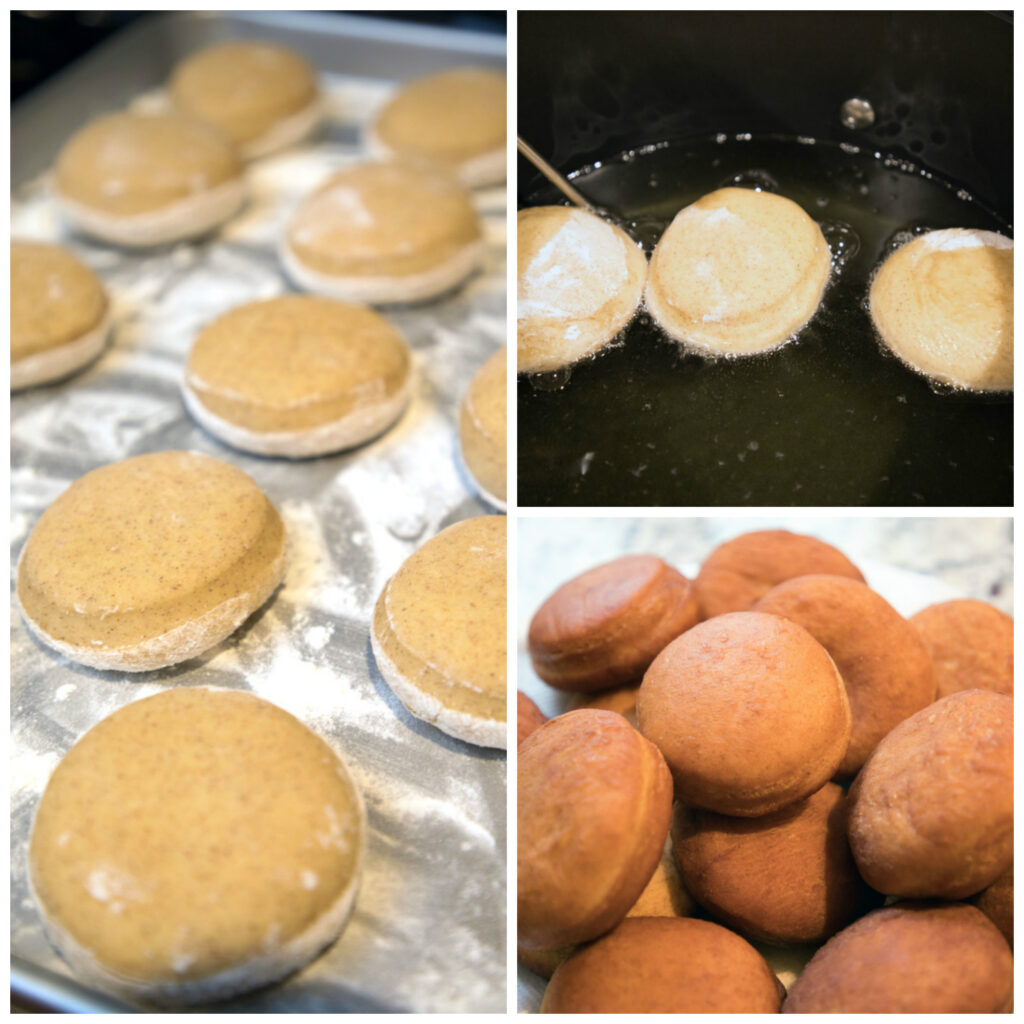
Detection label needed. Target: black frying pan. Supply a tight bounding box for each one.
[517,11,1012,507]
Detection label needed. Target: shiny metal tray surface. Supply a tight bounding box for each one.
[11,11,507,1014]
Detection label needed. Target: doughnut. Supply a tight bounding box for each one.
[281,162,484,304]
[848,689,1012,899]
[518,710,672,950]
[637,612,851,816]
[672,783,880,946]
[368,68,506,188]
[755,574,934,776]
[646,187,831,355]
[910,598,1013,697]
[973,864,1013,947]
[458,347,507,509]
[517,691,547,747]
[517,205,647,373]
[29,687,364,1005]
[169,41,320,160]
[541,917,783,1013]
[371,516,506,748]
[694,528,864,619]
[17,451,285,672]
[782,902,1013,1013]
[869,228,1013,391]
[182,295,412,457]
[54,112,246,247]
[567,682,641,726]
[11,240,111,390]
[528,554,699,692]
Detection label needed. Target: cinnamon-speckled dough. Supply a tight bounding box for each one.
[370,68,506,187]
[183,295,412,457]
[371,516,506,748]
[869,229,1013,391]
[11,240,110,390]
[170,41,320,159]
[17,451,285,671]
[29,687,364,1005]
[458,347,506,508]
[646,187,831,355]
[518,206,647,373]
[54,112,246,247]
[281,162,484,304]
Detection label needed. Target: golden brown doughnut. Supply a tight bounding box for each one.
[518,710,672,950]
[694,529,864,620]
[755,574,935,776]
[782,902,1013,1013]
[672,783,880,946]
[911,599,1013,697]
[567,683,641,726]
[528,554,700,692]
[517,691,547,748]
[848,689,1012,899]
[637,612,851,816]
[542,917,783,1013]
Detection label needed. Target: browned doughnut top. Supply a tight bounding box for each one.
[911,599,1013,697]
[543,917,783,1013]
[638,611,851,816]
[694,529,863,619]
[528,554,699,692]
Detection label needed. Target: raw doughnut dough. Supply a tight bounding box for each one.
[646,187,831,355]
[369,68,506,188]
[11,240,111,390]
[170,41,320,159]
[17,450,285,671]
[458,347,507,509]
[371,516,506,748]
[29,687,364,1005]
[869,228,1013,391]
[281,162,484,304]
[183,295,412,457]
[54,111,246,247]
[518,205,647,373]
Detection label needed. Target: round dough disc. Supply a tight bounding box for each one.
[170,41,320,157]
[517,205,647,373]
[17,450,285,671]
[281,162,484,304]
[370,68,506,187]
[11,240,110,390]
[458,346,507,508]
[645,186,831,355]
[183,295,412,457]
[54,112,246,247]
[371,515,507,748]
[29,687,364,1005]
[869,228,1013,391]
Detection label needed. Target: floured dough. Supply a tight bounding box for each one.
[369,68,506,188]
[371,516,507,748]
[17,450,285,671]
[11,240,111,390]
[183,295,412,457]
[458,347,507,509]
[54,111,246,247]
[169,41,321,159]
[645,186,831,355]
[29,687,364,1005]
[517,206,647,373]
[281,161,484,304]
[869,228,1013,391]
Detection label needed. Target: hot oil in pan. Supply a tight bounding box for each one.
[517,135,1012,507]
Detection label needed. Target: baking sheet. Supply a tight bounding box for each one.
[11,12,507,1014]
[515,516,1012,1011]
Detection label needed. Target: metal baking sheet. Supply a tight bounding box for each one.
[11,12,507,1014]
